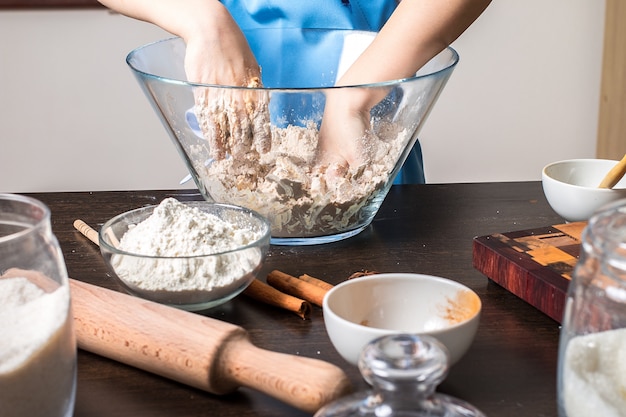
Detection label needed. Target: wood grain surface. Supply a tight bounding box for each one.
[473,222,584,323]
[69,279,350,412]
[597,0,626,159]
[28,182,564,417]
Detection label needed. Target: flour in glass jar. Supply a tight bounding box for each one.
[562,328,626,417]
[0,276,75,417]
[111,198,263,296]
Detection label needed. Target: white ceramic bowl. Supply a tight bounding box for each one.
[322,273,481,366]
[542,159,626,223]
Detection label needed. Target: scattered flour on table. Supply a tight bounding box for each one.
[0,277,75,417]
[562,328,626,417]
[111,198,263,293]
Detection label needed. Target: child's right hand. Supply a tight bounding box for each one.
[183,5,271,160]
[317,88,373,171]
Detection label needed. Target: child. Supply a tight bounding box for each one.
[98,0,491,183]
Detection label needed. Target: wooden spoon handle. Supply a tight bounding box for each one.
[599,154,626,189]
[69,279,350,413]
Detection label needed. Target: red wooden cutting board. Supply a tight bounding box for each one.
[472,222,586,323]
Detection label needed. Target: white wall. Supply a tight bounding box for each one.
[0,9,187,193]
[0,2,606,192]
[421,0,605,183]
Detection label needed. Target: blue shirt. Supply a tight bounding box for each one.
[220,0,425,184]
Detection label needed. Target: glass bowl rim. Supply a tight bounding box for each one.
[126,33,459,91]
[99,201,271,259]
[0,193,51,244]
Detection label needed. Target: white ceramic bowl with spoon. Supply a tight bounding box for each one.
[542,158,626,222]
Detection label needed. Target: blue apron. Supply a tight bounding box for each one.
[220,0,425,184]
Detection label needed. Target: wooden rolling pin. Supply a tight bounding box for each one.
[69,279,351,413]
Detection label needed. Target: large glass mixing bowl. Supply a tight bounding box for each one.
[127,29,458,245]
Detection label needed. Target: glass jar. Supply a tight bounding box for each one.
[0,194,77,417]
[315,334,485,417]
[557,200,626,417]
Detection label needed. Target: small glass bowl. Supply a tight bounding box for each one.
[99,202,270,311]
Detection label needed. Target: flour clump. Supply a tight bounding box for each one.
[110,198,264,300]
[192,119,410,238]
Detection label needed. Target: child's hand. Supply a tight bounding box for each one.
[184,14,271,160]
[193,77,271,161]
[317,77,393,174]
[317,88,372,171]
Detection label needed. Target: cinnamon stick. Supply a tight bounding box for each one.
[243,279,312,320]
[298,274,334,291]
[267,270,328,307]
[348,270,379,279]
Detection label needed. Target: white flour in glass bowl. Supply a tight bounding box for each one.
[108,198,266,307]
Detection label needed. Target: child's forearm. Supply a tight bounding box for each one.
[338,0,492,87]
[96,0,228,42]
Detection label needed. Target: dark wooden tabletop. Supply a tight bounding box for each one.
[29,181,564,417]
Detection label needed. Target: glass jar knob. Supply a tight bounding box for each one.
[315,334,485,417]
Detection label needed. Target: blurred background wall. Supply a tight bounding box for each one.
[0,1,606,192]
